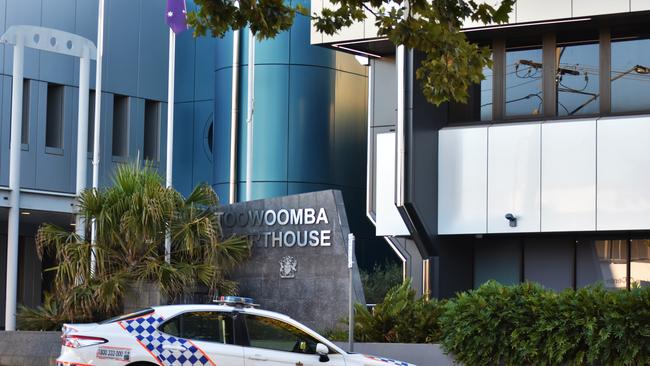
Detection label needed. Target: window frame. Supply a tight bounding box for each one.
[156,310,238,346]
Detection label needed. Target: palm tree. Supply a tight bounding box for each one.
[32,163,249,324]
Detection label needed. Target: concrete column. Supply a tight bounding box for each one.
[5,36,25,331]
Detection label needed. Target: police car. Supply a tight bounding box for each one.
[56,296,415,366]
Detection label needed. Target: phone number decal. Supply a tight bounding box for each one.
[97,346,131,361]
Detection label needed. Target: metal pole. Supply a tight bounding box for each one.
[75,53,90,239]
[165,28,176,263]
[395,45,405,207]
[348,233,355,351]
[229,29,240,204]
[90,0,105,276]
[5,37,24,331]
[245,29,255,201]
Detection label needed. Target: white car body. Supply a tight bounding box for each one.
[56,303,415,366]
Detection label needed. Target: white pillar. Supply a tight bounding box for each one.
[229,29,240,204]
[245,30,255,201]
[165,29,176,263]
[5,36,24,331]
[395,45,405,207]
[75,53,90,237]
[91,0,106,275]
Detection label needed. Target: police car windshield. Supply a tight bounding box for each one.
[99,308,154,324]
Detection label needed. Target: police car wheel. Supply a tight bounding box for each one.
[126,362,158,366]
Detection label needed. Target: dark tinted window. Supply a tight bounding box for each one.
[159,312,234,344]
[505,47,543,117]
[556,42,599,116]
[611,38,650,113]
[46,84,64,148]
[244,315,323,354]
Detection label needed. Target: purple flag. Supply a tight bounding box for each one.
[166,0,188,34]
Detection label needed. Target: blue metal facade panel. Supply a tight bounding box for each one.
[213,68,232,185]
[103,0,139,96]
[287,65,335,184]
[137,0,168,102]
[73,0,98,89]
[194,36,217,102]
[192,100,214,187]
[4,0,41,79]
[172,101,194,196]
[0,76,10,186]
[40,0,75,86]
[175,31,196,103]
[289,15,333,68]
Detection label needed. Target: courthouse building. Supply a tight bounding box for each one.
[310,0,650,296]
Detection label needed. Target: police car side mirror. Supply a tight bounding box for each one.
[316,343,329,362]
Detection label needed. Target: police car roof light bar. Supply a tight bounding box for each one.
[213,295,259,308]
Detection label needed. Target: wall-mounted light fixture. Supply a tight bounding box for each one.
[505,213,517,227]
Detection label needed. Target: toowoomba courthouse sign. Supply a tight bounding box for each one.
[220,190,365,331]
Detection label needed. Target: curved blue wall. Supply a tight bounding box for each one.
[212,12,393,266]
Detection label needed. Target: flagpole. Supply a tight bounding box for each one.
[90,0,105,276]
[165,27,175,263]
[245,30,255,201]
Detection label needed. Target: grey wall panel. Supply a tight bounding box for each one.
[194,36,216,102]
[474,238,521,286]
[192,101,214,187]
[35,85,74,193]
[20,80,38,189]
[0,0,6,73]
[372,57,397,127]
[524,238,574,291]
[0,234,6,328]
[572,0,630,17]
[333,70,367,188]
[541,120,596,232]
[39,0,75,86]
[172,101,194,196]
[631,0,650,11]
[287,66,334,184]
[516,0,571,23]
[597,116,650,230]
[175,32,196,103]
[487,123,541,233]
[104,0,140,96]
[0,76,9,186]
[375,132,409,236]
[99,93,114,187]
[4,0,41,79]
[137,0,167,102]
[157,101,168,180]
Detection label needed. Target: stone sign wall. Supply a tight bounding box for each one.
[220,190,365,331]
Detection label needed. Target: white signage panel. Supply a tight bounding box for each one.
[375,132,410,236]
[438,127,488,234]
[487,123,541,233]
[541,120,596,232]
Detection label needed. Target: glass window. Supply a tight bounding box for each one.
[556,43,599,116]
[112,95,129,157]
[611,38,650,113]
[144,100,160,162]
[159,312,234,344]
[88,90,96,154]
[583,240,628,289]
[631,239,650,288]
[505,47,543,117]
[46,84,64,149]
[245,315,323,354]
[22,79,30,145]
[449,64,493,123]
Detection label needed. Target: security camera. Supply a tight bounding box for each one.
[504,213,517,227]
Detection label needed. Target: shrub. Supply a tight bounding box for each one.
[360,262,403,304]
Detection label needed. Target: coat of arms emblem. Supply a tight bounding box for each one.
[279,256,297,279]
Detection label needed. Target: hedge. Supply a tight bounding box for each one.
[352,281,650,366]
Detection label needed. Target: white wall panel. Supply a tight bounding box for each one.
[573,0,629,17]
[541,120,596,231]
[488,123,541,233]
[631,0,650,11]
[375,132,410,236]
[597,116,650,230]
[516,0,571,22]
[438,127,488,234]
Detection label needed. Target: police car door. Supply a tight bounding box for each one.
[241,314,346,366]
[158,311,245,366]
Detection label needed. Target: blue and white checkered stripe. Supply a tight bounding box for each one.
[121,315,214,366]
